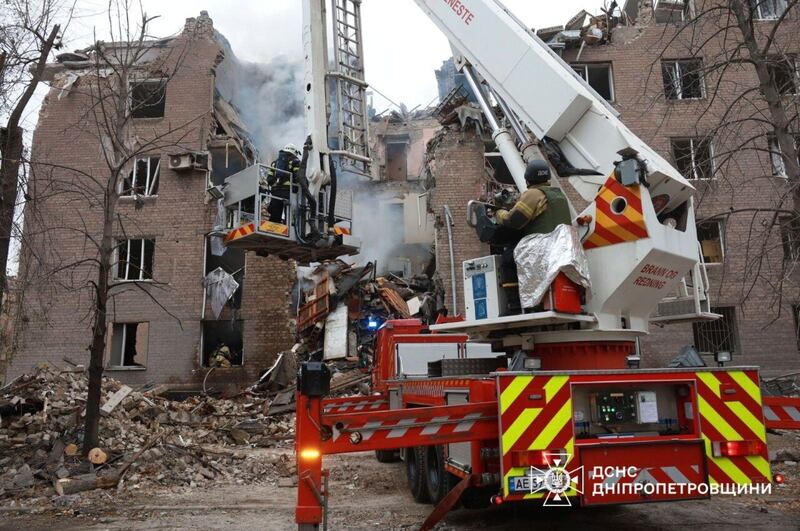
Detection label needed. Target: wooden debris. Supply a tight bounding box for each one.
[88,447,108,465]
[379,287,410,318]
[54,474,117,496]
[101,385,133,416]
[64,443,79,456]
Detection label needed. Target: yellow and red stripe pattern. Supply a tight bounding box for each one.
[695,370,771,485]
[583,174,649,250]
[224,221,290,244]
[498,375,575,500]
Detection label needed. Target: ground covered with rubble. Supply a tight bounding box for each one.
[0,367,297,499]
[2,367,799,529]
[0,438,799,530]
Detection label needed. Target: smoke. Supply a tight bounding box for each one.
[214,32,305,161]
[348,191,431,275]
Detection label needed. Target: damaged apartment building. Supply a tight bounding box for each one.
[424,0,800,376]
[7,13,296,388]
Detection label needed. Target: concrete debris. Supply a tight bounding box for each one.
[541,7,619,50]
[294,260,445,368]
[0,366,303,500]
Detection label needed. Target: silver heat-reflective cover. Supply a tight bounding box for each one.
[514,224,591,309]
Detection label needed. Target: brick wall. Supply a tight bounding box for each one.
[7,14,294,388]
[428,128,489,316]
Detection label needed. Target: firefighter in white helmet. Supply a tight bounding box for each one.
[266,144,302,223]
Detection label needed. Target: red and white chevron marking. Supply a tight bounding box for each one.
[763,397,800,430]
[323,398,388,414]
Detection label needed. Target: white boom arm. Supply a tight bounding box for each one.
[301,0,708,334]
[414,0,694,210]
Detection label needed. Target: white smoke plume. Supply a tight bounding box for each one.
[348,190,432,275]
[214,32,305,161]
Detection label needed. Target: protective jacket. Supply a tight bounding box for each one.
[496,183,571,235]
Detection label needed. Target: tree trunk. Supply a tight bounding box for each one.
[0,25,60,314]
[0,125,23,307]
[729,0,800,214]
[82,205,115,454]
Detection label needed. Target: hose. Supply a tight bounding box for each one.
[296,136,322,243]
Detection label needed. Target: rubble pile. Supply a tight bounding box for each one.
[0,366,298,499]
[294,260,445,367]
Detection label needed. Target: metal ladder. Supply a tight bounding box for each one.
[330,0,371,177]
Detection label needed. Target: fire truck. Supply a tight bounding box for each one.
[218,1,800,529]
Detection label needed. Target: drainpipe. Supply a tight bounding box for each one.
[443,205,457,313]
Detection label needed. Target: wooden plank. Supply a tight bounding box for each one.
[101,385,133,416]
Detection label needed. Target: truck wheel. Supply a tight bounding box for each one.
[406,446,430,503]
[424,445,457,504]
[375,449,400,463]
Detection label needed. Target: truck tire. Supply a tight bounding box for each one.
[424,445,458,504]
[375,449,400,463]
[406,446,430,503]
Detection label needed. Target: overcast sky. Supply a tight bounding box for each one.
[55,0,599,115]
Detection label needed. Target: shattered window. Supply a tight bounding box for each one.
[671,137,714,179]
[662,59,704,100]
[767,55,799,95]
[571,63,614,101]
[696,221,724,263]
[129,79,167,118]
[120,156,160,196]
[116,238,155,281]
[108,322,148,368]
[767,133,800,176]
[779,216,800,261]
[752,0,787,19]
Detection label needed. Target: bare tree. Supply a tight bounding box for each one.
[637,0,800,314]
[19,0,203,452]
[0,0,64,316]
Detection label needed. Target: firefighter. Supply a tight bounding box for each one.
[210,343,233,368]
[267,144,302,223]
[495,159,571,236]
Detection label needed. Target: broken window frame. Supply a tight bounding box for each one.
[201,319,245,368]
[108,322,148,369]
[766,55,800,96]
[767,133,800,177]
[778,215,800,262]
[662,59,705,100]
[671,137,715,180]
[128,78,167,119]
[203,235,245,313]
[653,0,695,24]
[119,156,160,197]
[570,63,615,102]
[696,220,725,264]
[384,137,410,181]
[692,306,739,356]
[751,0,788,20]
[114,238,155,281]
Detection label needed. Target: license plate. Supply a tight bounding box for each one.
[509,473,546,493]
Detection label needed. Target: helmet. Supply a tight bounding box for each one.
[524,159,551,185]
[281,143,301,159]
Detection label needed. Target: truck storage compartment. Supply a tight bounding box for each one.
[580,440,709,505]
[571,381,698,439]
